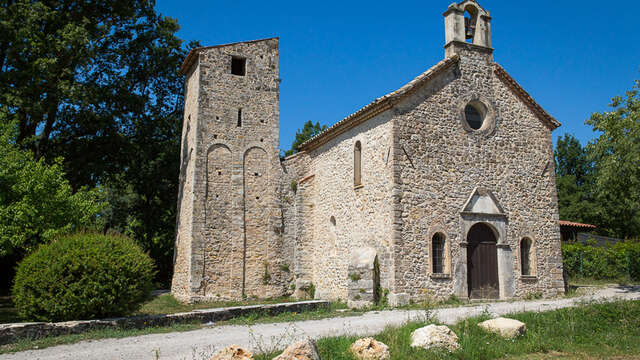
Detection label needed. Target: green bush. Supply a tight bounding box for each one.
[562,241,640,281]
[12,233,155,322]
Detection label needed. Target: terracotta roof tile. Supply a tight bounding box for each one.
[559,220,596,229]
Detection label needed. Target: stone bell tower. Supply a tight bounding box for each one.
[172,38,286,302]
[443,0,492,57]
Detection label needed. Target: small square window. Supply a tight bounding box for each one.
[231,56,246,76]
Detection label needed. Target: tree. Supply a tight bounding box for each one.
[554,134,597,224]
[586,78,640,238]
[0,122,103,289]
[555,134,591,183]
[1,0,189,169]
[1,0,198,285]
[284,120,328,156]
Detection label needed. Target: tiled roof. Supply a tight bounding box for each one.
[559,220,597,229]
[298,56,561,151]
[298,55,461,151]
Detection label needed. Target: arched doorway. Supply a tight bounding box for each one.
[467,222,499,299]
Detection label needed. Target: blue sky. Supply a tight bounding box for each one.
[155,0,639,152]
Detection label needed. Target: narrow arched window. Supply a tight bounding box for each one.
[432,233,445,274]
[521,238,531,276]
[354,141,362,187]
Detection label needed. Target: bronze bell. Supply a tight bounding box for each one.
[465,27,475,40]
[465,17,476,40]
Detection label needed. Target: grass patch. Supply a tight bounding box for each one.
[134,294,298,316]
[568,277,637,287]
[257,300,640,360]
[0,293,304,323]
[217,302,352,327]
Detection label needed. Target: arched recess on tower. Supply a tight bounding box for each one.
[204,144,239,298]
[243,146,270,297]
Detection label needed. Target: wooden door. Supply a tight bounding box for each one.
[467,223,499,299]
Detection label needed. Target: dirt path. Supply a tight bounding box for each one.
[2,286,639,360]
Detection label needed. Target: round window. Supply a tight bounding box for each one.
[464,101,487,130]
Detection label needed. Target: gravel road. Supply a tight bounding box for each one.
[2,286,638,360]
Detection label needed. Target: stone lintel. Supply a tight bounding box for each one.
[430,273,452,280]
[460,211,506,218]
[443,7,464,16]
[444,41,494,54]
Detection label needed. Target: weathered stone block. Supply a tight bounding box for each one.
[388,293,410,307]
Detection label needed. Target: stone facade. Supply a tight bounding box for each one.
[172,0,565,304]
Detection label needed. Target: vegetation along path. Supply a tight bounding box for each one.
[2,286,639,360]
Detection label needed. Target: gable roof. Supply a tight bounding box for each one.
[298,55,461,151]
[180,37,279,75]
[298,57,560,152]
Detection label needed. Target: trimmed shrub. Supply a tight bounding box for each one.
[562,241,640,281]
[12,233,155,322]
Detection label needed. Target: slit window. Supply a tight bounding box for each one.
[432,233,445,274]
[521,238,531,276]
[231,56,246,76]
[237,109,242,127]
[354,141,362,187]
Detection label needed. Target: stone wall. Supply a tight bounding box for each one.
[171,63,200,302]
[172,38,292,301]
[303,111,396,301]
[279,152,312,298]
[391,43,563,300]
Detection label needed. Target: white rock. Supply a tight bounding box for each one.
[273,339,320,360]
[478,317,526,338]
[410,324,460,352]
[210,345,253,360]
[349,337,390,360]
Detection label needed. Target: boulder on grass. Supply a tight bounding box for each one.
[478,317,526,338]
[349,337,390,360]
[410,324,460,352]
[273,339,320,360]
[210,345,253,360]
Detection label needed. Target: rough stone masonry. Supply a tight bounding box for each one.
[171,0,565,305]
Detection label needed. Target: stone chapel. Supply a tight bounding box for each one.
[171,0,565,305]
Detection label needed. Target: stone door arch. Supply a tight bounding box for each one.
[454,187,515,300]
[467,222,499,299]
